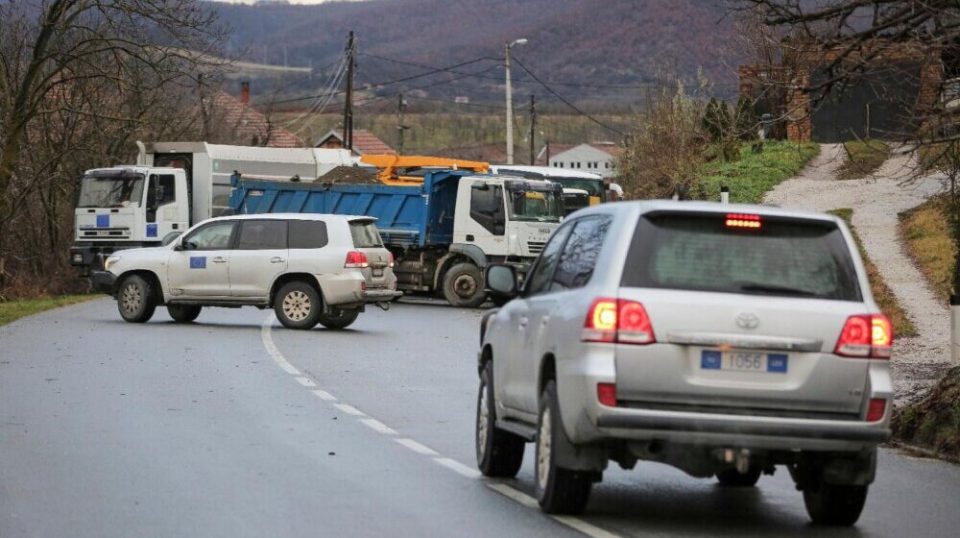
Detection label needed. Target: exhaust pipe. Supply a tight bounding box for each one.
[377,302,391,311]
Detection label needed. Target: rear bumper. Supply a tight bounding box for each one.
[90,271,117,294]
[364,288,403,302]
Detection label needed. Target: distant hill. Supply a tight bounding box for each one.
[211,0,745,105]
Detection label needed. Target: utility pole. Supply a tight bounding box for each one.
[529,94,536,165]
[396,93,408,155]
[504,38,527,165]
[343,31,355,152]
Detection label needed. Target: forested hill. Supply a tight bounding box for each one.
[210,0,745,102]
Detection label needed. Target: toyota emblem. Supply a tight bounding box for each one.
[735,312,760,330]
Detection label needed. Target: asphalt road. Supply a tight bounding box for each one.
[2,298,959,537]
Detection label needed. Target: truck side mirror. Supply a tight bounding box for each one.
[486,264,518,297]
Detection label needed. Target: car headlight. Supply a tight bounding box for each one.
[104,255,120,271]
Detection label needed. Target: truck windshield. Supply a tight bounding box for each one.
[77,174,145,208]
[506,187,562,223]
[552,178,605,199]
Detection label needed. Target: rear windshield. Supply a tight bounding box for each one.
[621,212,862,301]
[350,221,383,248]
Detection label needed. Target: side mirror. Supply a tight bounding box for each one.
[173,242,184,251]
[485,264,518,297]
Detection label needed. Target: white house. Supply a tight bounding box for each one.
[547,142,622,178]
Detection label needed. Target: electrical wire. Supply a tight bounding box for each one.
[511,56,626,137]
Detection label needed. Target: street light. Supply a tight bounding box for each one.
[505,38,527,165]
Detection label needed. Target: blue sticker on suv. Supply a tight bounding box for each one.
[96,214,110,228]
[189,256,206,269]
[701,350,722,370]
[768,354,789,373]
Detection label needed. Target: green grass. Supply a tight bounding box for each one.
[697,140,820,203]
[900,194,956,301]
[828,209,917,337]
[0,295,96,326]
[893,364,960,463]
[837,139,890,180]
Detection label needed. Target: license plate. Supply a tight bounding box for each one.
[373,268,383,277]
[701,350,788,373]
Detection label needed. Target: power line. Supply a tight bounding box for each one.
[360,51,653,90]
[512,56,626,137]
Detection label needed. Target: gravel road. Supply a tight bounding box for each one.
[764,143,951,404]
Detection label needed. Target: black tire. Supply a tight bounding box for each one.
[716,467,762,487]
[476,361,525,477]
[442,262,487,308]
[274,281,322,330]
[803,483,868,526]
[167,305,202,323]
[117,274,156,323]
[536,380,592,514]
[318,308,360,330]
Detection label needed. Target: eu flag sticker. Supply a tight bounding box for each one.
[701,350,722,370]
[189,256,206,269]
[767,354,788,373]
[146,223,158,238]
[96,214,110,228]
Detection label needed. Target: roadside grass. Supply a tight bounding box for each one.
[828,209,917,337]
[899,194,955,301]
[893,364,960,463]
[836,139,889,180]
[698,140,820,203]
[0,294,96,326]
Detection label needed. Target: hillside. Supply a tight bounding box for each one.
[210,0,745,104]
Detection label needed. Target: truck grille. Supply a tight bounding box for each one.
[527,241,546,254]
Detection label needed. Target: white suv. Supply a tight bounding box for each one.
[478,201,892,526]
[92,214,400,329]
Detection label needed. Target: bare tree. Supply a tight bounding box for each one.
[0,0,225,295]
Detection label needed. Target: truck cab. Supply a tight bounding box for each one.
[71,167,190,273]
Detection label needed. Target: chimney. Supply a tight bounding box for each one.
[240,81,250,106]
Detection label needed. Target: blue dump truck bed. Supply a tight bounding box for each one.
[228,170,466,248]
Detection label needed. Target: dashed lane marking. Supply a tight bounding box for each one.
[394,437,439,456]
[311,389,337,401]
[487,484,623,538]
[259,314,623,538]
[360,418,398,435]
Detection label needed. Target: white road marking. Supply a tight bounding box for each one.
[433,457,482,479]
[295,376,317,387]
[333,403,365,416]
[311,389,337,401]
[260,311,620,537]
[395,438,439,456]
[487,483,623,538]
[360,418,398,435]
[260,315,301,376]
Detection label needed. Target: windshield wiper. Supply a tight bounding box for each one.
[735,282,819,297]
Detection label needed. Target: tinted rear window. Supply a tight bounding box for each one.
[237,220,288,250]
[289,220,329,249]
[350,221,383,248]
[621,212,862,301]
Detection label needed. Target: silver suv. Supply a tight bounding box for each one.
[478,201,892,526]
[92,214,401,329]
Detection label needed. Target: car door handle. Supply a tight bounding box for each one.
[541,316,550,326]
[519,316,528,328]
[270,257,285,263]
[212,257,227,263]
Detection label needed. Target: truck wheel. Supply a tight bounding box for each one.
[803,483,868,526]
[167,305,202,323]
[274,281,321,330]
[716,467,762,487]
[476,361,524,477]
[318,308,360,330]
[442,263,487,308]
[536,380,592,514]
[117,275,156,323]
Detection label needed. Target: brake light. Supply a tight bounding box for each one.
[387,251,395,268]
[344,251,369,268]
[835,314,893,358]
[866,398,887,422]
[597,383,617,407]
[725,213,762,229]
[582,298,655,344]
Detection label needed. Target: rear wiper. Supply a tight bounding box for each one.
[736,282,819,297]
